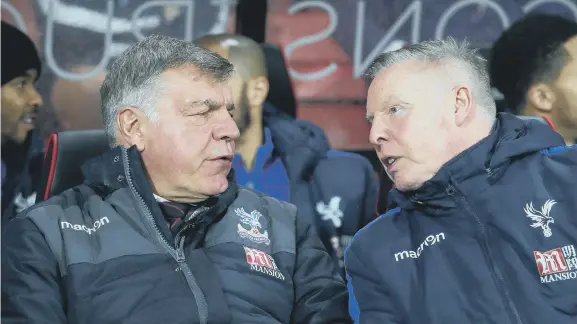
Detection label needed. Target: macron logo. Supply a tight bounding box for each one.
[60,217,110,235]
[394,233,446,262]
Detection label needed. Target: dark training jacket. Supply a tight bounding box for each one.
[346,113,577,324]
[1,132,44,226]
[264,104,378,275]
[2,145,351,324]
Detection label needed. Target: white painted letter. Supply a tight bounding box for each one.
[522,0,577,20]
[284,1,339,81]
[1,2,28,32]
[132,0,195,41]
[44,0,114,81]
[354,1,422,78]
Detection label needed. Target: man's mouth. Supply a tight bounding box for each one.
[213,154,234,162]
[19,113,37,125]
[383,157,400,171]
[383,157,398,167]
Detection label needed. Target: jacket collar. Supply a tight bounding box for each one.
[262,103,330,180]
[81,145,238,243]
[390,113,564,212]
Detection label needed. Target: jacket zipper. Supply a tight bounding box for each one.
[121,148,209,324]
[446,184,523,324]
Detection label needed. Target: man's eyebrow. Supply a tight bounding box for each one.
[366,112,374,124]
[186,99,217,108]
[182,99,234,112]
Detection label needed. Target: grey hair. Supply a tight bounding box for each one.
[364,37,496,121]
[100,34,234,147]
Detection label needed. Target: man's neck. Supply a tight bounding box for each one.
[236,120,264,171]
[553,123,576,145]
[451,118,493,159]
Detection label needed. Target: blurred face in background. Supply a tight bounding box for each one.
[199,43,265,137]
[551,36,577,143]
[1,69,43,144]
[228,70,252,134]
[367,61,464,191]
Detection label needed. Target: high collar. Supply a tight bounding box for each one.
[389,113,565,212]
[262,103,330,180]
[81,145,238,243]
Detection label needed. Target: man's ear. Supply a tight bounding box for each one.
[453,85,474,126]
[527,83,555,114]
[246,76,269,108]
[116,107,148,151]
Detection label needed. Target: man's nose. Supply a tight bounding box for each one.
[369,122,388,146]
[214,109,240,141]
[29,87,43,110]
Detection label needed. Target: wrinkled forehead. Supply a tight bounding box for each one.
[367,60,436,108]
[5,68,39,84]
[160,67,233,107]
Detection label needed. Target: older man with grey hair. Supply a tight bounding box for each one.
[1,35,351,324]
[345,38,577,323]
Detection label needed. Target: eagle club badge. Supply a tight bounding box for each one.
[524,199,556,237]
[235,208,271,245]
[316,196,344,228]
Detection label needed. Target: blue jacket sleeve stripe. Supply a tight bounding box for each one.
[347,274,359,323]
[380,207,401,218]
[540,144,576,156]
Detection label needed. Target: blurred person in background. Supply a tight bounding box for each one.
[490,14,577,145]
[2,34,351,324]
[195,34,379,276]
[346,38,577,323]
[1,21,44,225]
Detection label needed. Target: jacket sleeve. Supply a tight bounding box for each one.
[291,209,352,324]
[345,242,401,323]
[2,215,66,323]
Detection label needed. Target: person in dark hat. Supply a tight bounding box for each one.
[490,14,577,145]
[1,21,44,224]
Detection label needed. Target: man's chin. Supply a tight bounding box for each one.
[393,180,425,192]
[206,175,230,195]
[4,131,29,145]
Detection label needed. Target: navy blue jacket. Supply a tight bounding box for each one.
[345,113,577,324]
[264,105,378,274]
[1,132,44,226]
